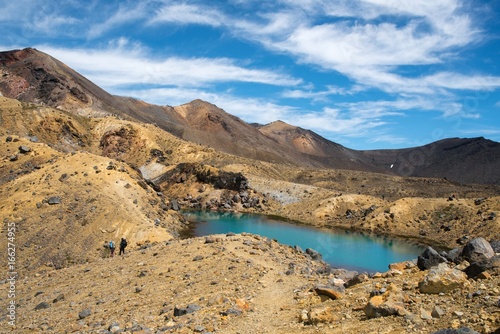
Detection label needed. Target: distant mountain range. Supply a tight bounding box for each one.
[1,47,499,185]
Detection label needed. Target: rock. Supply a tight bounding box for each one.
[34,302,50,310]
[489,240,500,253]
[418,263,468,294]
[78,309,92,319]
[336,270,358,282]
[220,308,242,316]
[305,248,322,261]
[307,304,339,324]
[460,237,495,263]
[170,199,180,211]
[345,273,369,288]
[52,294,64,303]
[47,196,61,205]
[314,286,343,300]
[420,307,432,320]
[431,328,481,334]
[464,255,500,279]
[108,322,120,333]
[328,278,346,289]
[432,306,445,318]
[388,261,408,271]
[193,255,204,261]
[364,284,405,318]
[444,248,462,264]
[299,309,308,323]
[18,145,31,153]
[417,246,447,270]
[205,236,216,243]
[174,304,201,317]
[194,325,205,332]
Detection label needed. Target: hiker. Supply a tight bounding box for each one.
[119,237,128,255]
[109,240,116,257]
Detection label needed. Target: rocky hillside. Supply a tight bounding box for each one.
[362,137,500,185]
[5,233,500,333]
[2,48,500,185]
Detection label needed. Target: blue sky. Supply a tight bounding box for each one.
[1,0,500,149]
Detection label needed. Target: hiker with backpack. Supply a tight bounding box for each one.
[109,240,116,257]
[119,238,128,255]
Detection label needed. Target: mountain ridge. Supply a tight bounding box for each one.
[1,47,499,184]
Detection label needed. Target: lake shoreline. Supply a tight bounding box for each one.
[179,209,426,273]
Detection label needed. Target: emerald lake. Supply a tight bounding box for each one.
[182,211,425,273]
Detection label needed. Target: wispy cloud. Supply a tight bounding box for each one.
[87,3,148,38]
[281,85,354,101]
[150,3,225,26]
[39,43,301,89]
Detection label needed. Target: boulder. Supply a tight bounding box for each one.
[306,304,340,324]
[432,306,445,318]
[364,284,405,318]
[18,145,31,153]
[314,285,343,300]
[305,248,322,261]
[464,255,500,279]
[345,273,369,288]
[417,246,447,270]
[444,248,462,264]
[460,237,494,263]
[418,263,468,294]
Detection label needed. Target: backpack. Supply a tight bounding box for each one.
[109,241,115,249]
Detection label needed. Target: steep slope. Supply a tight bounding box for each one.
[173,100,317,166]
[0,134,183,272]
[0,48,185,135]
[258,120,382,172]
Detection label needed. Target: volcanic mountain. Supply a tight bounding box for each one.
[1,47,500,184]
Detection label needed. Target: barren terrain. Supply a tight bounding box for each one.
[0,48,499,333]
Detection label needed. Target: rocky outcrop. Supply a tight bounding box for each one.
[418,263,468,294]
[460,237,495,263]
[417,246,448,270]
[464,255,500,279]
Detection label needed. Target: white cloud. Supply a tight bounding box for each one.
[281,85,354,101]
[87,3,148,38]
[150,3,225,26]
[225,0,494,101]
[38,45,301,89]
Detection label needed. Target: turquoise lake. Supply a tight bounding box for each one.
[182,211,425,273]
